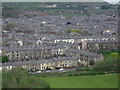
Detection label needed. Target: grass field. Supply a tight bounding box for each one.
[42,74,118,88]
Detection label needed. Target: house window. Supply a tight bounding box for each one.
[17,57,19,59]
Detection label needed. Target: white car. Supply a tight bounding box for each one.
[59,68,64,71]
[36,71,41,73]
[46,70,51,72]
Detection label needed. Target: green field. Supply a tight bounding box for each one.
[42,74,118,88]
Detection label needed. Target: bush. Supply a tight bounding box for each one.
[94,52,119,72]
[1,56,9,63]
[76,66,91,71]
[2,67,50,88]
[68,74,73,76]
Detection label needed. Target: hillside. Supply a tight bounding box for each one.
[2,2,118,18]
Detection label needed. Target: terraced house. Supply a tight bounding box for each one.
[66,48,103,66]
[2,45,66,62]
[1,14,118,71]
[85,40,118,52]
[2,56,78,71]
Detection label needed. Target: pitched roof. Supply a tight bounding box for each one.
[2,56,78,66]
[5,46,66,52]
[86,40,118,44]
[67,48,100,57]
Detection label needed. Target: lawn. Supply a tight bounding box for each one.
[42,74,118,88]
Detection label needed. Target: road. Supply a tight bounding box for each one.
[29,68,76,74]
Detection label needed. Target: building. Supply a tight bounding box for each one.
[2,56,78,71]
[2,46,66,62]
[86,40,118,52]
[66,48,103,66]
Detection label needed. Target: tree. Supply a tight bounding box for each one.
[5,23,15,31]
[94,52,119,72]
[89,60,94,65]
[2,56,9,63]
[2,73,18,88]
[2,67,50,88]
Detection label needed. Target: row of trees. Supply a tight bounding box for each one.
[2,67,50,88]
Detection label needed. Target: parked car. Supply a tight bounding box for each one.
[46,70,51,72]
[36,71,41,73]
[59,68,64,71]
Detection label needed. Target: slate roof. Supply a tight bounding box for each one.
[2,56,78,66]
[4,46,66,52]
[67,48,101,57]
[86,40,118,44]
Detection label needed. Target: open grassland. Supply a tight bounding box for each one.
[42,74,118,88]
